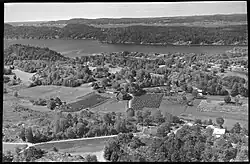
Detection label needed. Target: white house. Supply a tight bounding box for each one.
[213,128,226,138]
[186,122,194,126]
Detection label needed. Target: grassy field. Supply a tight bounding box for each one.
[18,85,93,103]
[3,143,28,153]
[33,137,112,153]
[12,69,36,83]
[91,99,128,113]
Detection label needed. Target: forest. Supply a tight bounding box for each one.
[4,23,248,45]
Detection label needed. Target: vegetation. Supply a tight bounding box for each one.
[4,21,247,45]
[104,122,248,162]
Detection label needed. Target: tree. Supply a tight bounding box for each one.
[194,119,202,125]
[52,146,58,152]
[207,119,213,125]
[126,108,135,117]
[54,97,62,106]
[192,89,198,98]
[231,83,239,97]
[103,113,113,125]
[66,127,76,139]
[25,127,33,143]
[156,122,171,137]
[230,122,242,134]
[13,91,18,97]
[19,127,26,141]
[153,110,164,124]
[47,100,56,110]
[86,154,98,162]
[223,96,231,105]
[216,117,224,128]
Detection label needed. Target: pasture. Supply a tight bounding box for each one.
[33,137,113,153]
[18,85,93,103]
[3,143,28,153]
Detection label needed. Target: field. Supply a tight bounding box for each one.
[91,99,128,113]
[11,69,36,83]
[139,94,249,130]
[131,93,164,111]
[33,136,114,153]
[65,92,110,112]
[218,70,248,81]
[18,85,93,103]
[3,143,28,153]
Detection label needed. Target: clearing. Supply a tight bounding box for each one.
[11,69,36,83]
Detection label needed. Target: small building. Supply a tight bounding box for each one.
[186,122,194,126]
[213,128,226,138]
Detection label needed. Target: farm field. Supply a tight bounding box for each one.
[131,93,164,111]
[65,93,110,112]
[18,85,94,103]
[91,99,128,113]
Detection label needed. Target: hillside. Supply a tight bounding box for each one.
[39,14,247,26]
[4,44,69,65]
[4,23,248,45]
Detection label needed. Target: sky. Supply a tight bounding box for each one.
[4,1,247,22]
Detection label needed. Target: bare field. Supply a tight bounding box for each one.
[18,85,94,103]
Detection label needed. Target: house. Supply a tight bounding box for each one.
[213,128,226,138]
[186,122,194,126]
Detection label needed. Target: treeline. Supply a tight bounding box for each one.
[4,44,68,65]
[4,23,248,45]
[18,110,138,144]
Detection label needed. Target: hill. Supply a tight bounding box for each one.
[4,44,69,65]
[38,14,247,26]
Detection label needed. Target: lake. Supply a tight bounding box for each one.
[4,39,247,58]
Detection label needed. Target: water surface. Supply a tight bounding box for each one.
[4,39,247,57]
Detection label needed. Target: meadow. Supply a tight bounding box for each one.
[18,85,93,103]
